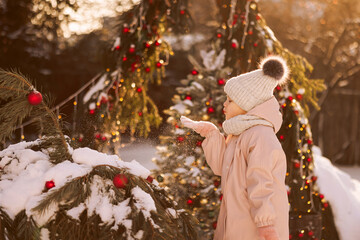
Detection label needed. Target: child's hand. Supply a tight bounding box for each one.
[180,116,218,137]
[257,225,280,240]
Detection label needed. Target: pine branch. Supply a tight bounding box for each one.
[0,69,71,163]
[0,96,33,142]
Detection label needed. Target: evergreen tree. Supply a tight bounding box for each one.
[0,70,198,240]
[78,0,192,152]
[154,0,339,239]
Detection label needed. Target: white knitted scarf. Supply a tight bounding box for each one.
[222,114,273,136]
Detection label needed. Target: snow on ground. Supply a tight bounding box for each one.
[312,146,360,240]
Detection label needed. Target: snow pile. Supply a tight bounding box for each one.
[0,140,156,229]
[313,146,360,240]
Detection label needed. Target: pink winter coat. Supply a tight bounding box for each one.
[202,97,289,240]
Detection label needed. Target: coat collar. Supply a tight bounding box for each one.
[246,96,283,133]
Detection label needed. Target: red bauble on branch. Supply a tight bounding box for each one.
[212,221,217,229]
[207,106,215,114]
[113,174,129,188]
[186,199,193,205]
[294,161,301,169]
[191,69,198,75]
[156,62,162,68]
[27,91,43,105]
[217,78,225,85]
[185,95,192,100]
[45,180,55,189]
[146,175,154,183]
[177,136,185,142]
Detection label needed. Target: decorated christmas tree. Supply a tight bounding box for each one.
[0,69,198,239]
[154,0,339,239]
[78,0,192,152]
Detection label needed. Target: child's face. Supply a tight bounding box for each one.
[223,96,247,120]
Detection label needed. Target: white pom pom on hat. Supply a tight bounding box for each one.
[224,55,289,112]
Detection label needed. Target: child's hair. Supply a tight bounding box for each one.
[224,56,289,112]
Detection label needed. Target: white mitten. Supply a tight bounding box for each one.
[180,116,218,137]
[257,225,280,240]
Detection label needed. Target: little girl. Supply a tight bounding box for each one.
[181,56,289,240]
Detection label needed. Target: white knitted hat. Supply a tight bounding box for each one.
[224,56,289,112]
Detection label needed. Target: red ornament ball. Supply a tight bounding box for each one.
[122,56,127,61]
[253,42,258,47]
[177,136,185,142]
[191,69,198,75]
[136,87,142,93]
[155,41,160,46]
[289,234,292,239]
[27,91,43,105]
[308,231,314,237]
[113,174,129,188]
[89,109,95,115]
[145,67,151,73]
[323,202,329,208]
[180,10,185,15]
[185,95,192,100]
[123,27,130,33]
[279,135,285,141]
[196,140,202,146]
[219,194,223,201]
[145,42,151,48]
[156,62,162,68]
[307,139,313,145]
[248,30,253,35]
[231,42,237,49]
[275,85,281,91]
[138,112,143,116]
[294,161,301,169]
[214,180,220,187]
[207,106,215,114]
[101,136,107,142]
[95,133,101,139]
[298,232,304,238]
[216,33,222,38]
[115,45,120,50]
[186,199,193,205]
[319,194,324,199]
[212,221,217,229]
[146,175,154,183]
[256,14,261,20]
[129,47,135,54]
[307,157,312,163]
[45,180,55,189]
[217,78,225,85]
[312,176,318,182]
[288,96,294,101]
[296,94,303,101]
